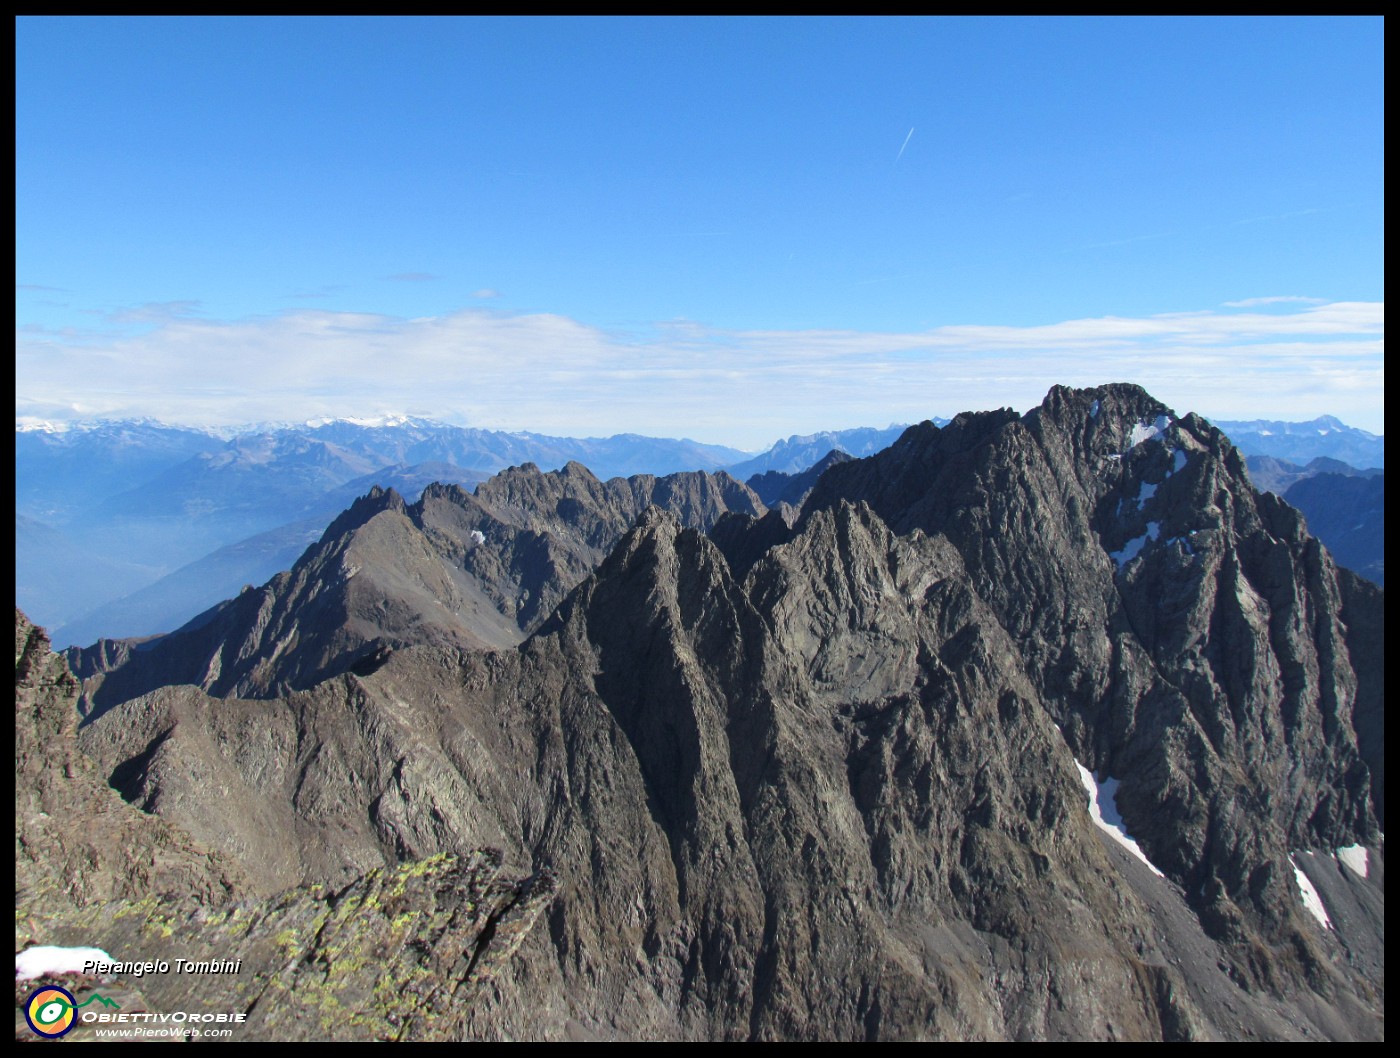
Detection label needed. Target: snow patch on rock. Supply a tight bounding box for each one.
[1290,855,1333,929]
[1127,415,1171,449]
[1110,521,1161,568]
[1074,761,1165,877]
[16,946,115,980]
[1336,844,1369,878]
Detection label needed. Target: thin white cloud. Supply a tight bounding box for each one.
[1072,232,1174,252]
[281,284,347,300]
[14,301,1384,447]
[1234,207,1329,226]
[471,288,501,299]
[387,272,440,282]
[1221,295,1328,308]
[104,300,203,324]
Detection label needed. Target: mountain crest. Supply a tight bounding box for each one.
[320,483,406,539]
[44,384,1385,1040]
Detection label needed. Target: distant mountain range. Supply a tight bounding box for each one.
[15,412,1383,647]
[16,420,749,643]
[1242,456,1384,586]
[744,449,856,508]
[1210,415,1383,469]
[724,424,923,477]
[1243,455,1380,495]
[1283,471,1384,586]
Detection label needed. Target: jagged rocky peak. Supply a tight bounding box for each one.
[795,384,1382,938]
[633,501,685,532]
[66,460,768,711]
[322,481,407,532]
[475,459,603,513]
[35,384,1385,1040]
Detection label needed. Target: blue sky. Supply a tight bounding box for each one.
[16,16,1383,447]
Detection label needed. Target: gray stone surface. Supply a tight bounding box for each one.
[15,609,553,1042]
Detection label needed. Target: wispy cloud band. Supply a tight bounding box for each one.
[15,300,1384,446]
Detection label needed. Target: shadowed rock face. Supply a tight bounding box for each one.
[16,608,554,1042]
[15,609,244,914]
[38,384,1385,1040]
[67,463,764,713]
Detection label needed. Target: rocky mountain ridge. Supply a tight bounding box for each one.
[69,463,764,711]
[48,383,1385,1040]
[21,411,1379,646]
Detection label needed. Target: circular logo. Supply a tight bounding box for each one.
[25,985,78,1038]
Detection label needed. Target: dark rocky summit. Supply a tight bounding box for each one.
[20,384,1385,1040]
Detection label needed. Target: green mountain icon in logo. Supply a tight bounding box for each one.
[74,994,121,1010]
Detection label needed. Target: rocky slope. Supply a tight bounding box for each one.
[68,463,764,712]
[16,609,553,1042]
[60,384,1385,1040]
[16,609,242,914]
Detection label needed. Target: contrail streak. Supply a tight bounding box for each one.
[895,127,914,164]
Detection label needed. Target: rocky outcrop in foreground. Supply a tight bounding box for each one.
[15,609,552,1042]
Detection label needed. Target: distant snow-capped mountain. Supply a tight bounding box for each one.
[1210,415,1383,468]
[16,417,755,646]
